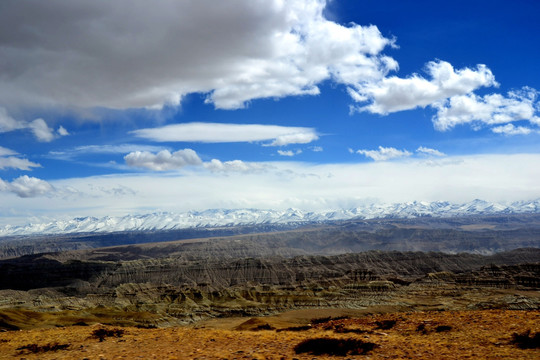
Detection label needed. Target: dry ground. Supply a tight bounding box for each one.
[0,309,538,359]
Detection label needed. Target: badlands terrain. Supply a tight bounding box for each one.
[0,214,538,358]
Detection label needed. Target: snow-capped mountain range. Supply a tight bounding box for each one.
[2,199,540,236]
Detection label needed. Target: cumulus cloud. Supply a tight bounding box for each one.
[132,122,319,146]
[0,0,396,111]
[351,60,497,114]
[203,159,268,173]
[432,87,540,131]
[356,146,412,161]
[416,146,445,157]
[124,149,202,171]
[0,175,54,198]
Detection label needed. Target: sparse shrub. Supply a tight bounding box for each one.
[311,316,349,324]
[435,325,452,332]
[17,343,70,354]
[91,328,124,342]
[334,326,370,334]
[294,337,377,356]
[375,320,396,330]
[511,330,540,349]
[416,323,427,334]
[135,323,157,329]
[254,323,275,331]
[276,325,312,332]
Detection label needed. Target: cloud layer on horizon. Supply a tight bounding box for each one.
[2,153,540,225]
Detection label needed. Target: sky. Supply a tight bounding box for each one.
[1,0,540,226]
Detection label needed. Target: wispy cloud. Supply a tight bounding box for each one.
[132,122,319,146]
[353,145,446,161]
[48,144,169,161]
[0,146,17,157]
[356,146,412,161]
[0,107,23,132]
[203,159,269,173]
[491,124,534,135]
[277,149,302,157]
[0,146,41,171]
[0,157,41,171]
[0,107,68,142]
[416,146,446,157]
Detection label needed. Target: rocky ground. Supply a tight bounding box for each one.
[1,219,539,358]
[0,309,538,359]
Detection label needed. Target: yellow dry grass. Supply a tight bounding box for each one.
[0,309,538,359]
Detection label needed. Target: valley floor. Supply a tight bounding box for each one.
[0,309,538,359]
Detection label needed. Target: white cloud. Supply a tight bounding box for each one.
[28,118,56,142]
[2,154,540,225]
[0,0,396,111]
[491,124,533,135]
[277,149,302,157]
[0,107,68,142]
[132,122,319,146]
[0,107,24,132]
[433,87,540,131]
[0,146,17,157]
[124,149,202,171]
[267,133,319,146]
[416,146,445,157]
[48,144,168,160]
[0,146,41,170]
[203,159,268,173]
[356,146,412,161]
[351,60,497,114]
[0,175,54,198]
[310,146,323,152]
[57,126,69,136]
[0,157,41,171]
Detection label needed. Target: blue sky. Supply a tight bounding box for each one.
[1,0,540,226]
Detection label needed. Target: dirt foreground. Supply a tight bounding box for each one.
[0,309,538,359]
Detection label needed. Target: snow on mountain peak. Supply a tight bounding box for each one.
[1,199,540,236]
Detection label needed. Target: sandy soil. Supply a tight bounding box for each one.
[0,309,538,359]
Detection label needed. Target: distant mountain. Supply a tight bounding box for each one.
[2,199,540,236]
